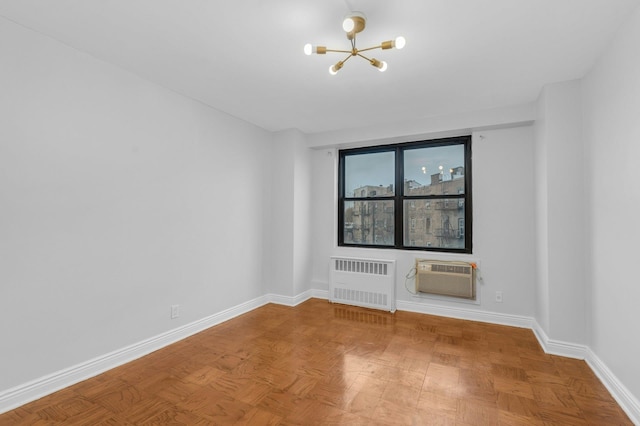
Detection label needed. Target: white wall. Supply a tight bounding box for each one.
[309,118,537,319]
[307,103,536,148]
[0,17,271,391]
[534,88,551,334]
[472,127,537,317]
[534,80,587,345]
[309,148,337,290]
[292,137,312,297]
[267,129,312,299]
[582,4,640,399]
[267,131,296,297]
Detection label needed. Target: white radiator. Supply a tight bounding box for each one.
[415,259,475,299]
[329,256,396,313]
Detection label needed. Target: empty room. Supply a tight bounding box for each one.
[1,0,639,424]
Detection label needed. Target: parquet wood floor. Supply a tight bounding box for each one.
[0,298,632,425]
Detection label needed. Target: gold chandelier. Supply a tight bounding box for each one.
[304,11,406,75]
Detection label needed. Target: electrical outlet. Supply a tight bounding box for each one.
[495,291,503,303]
[171,304,179,319]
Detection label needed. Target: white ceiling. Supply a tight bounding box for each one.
[1,0,638,134]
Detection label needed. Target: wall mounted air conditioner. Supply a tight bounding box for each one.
[415,259,475,299]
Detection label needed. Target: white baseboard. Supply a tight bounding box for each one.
[311,289,329,300]
[585,348,640,425]
[0,294,270,414]
[530,320,587,360]
[266,289,327,307]
[396,300,591,361]
[396,299,534,329]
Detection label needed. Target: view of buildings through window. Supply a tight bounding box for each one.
[339,138,471,252]
[403,166,466,249]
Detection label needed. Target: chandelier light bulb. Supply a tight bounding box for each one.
[342,17,355,32]
[382,37,406,50]
[303,45,327,55]
[370,58,387,72]
[329,61,344,75]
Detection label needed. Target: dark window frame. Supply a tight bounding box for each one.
[338,135,472,253]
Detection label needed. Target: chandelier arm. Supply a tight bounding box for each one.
[356,52,373,61]
[341,53,354,63]
[325,48,353,54]
[357,45,383,53]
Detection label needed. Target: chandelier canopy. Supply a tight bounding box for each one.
[304,11,405,75]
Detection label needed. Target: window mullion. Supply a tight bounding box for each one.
[395,146,404,249]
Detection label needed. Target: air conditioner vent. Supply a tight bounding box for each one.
[416,259,475,299]
[430,264,471,275]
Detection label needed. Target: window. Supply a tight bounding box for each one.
[338,136,472,253]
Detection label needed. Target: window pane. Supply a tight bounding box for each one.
[404,145,465,194]
[404,199,465,249]
[344,200,394,245]
[345,151,395,198]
